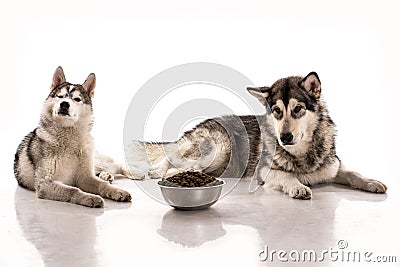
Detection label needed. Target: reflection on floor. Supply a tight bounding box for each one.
[1,177,399,267]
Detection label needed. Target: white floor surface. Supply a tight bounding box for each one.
[1,145,399,266]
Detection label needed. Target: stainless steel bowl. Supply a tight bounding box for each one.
[159,181,225,210]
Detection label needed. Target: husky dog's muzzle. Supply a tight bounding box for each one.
[280,132,294,145]
[53,100,76,119]
[58,101,70,116]
[278,130,303,147]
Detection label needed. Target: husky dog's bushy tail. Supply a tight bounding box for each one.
[126,118,232,180]
[126,139,220,179]
[125,115,276,181]
[126,141,172,177]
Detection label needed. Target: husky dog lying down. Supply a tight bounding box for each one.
[14,67,132,207]
[127,72,387,199]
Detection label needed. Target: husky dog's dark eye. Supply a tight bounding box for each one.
[57,95,63,98]
[273,107,281,114]
[73,98,82,102]
[293,105,303,113]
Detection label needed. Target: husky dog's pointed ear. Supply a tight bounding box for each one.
[50,66,66,90]
[82,73,96,98]
[300,72,321,99]
[247,86,270,104]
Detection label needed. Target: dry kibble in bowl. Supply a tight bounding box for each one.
[158,171,224,187]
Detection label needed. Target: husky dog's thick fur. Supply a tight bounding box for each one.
[127,72,387,199]
[14,67,132,207]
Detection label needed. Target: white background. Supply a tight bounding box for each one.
[1,0,399,187]
[0,2,399,266]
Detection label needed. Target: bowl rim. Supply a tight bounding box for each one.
[158,180,226,190]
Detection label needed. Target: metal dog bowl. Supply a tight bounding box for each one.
[159,181,225,210]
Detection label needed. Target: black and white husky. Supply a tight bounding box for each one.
[127,72,387,199]
[14,67,132,207]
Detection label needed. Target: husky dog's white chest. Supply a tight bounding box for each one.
[48,136,95,185]
[53,156,80,185]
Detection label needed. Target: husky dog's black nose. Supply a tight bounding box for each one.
[280,132,293,145]
[60,101,70,109]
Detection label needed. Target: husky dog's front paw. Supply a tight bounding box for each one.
[80,194,105,208]
[110,189,132,202]
[365,179,387,193]
[288,184,312,199]
[98,171,114,184]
